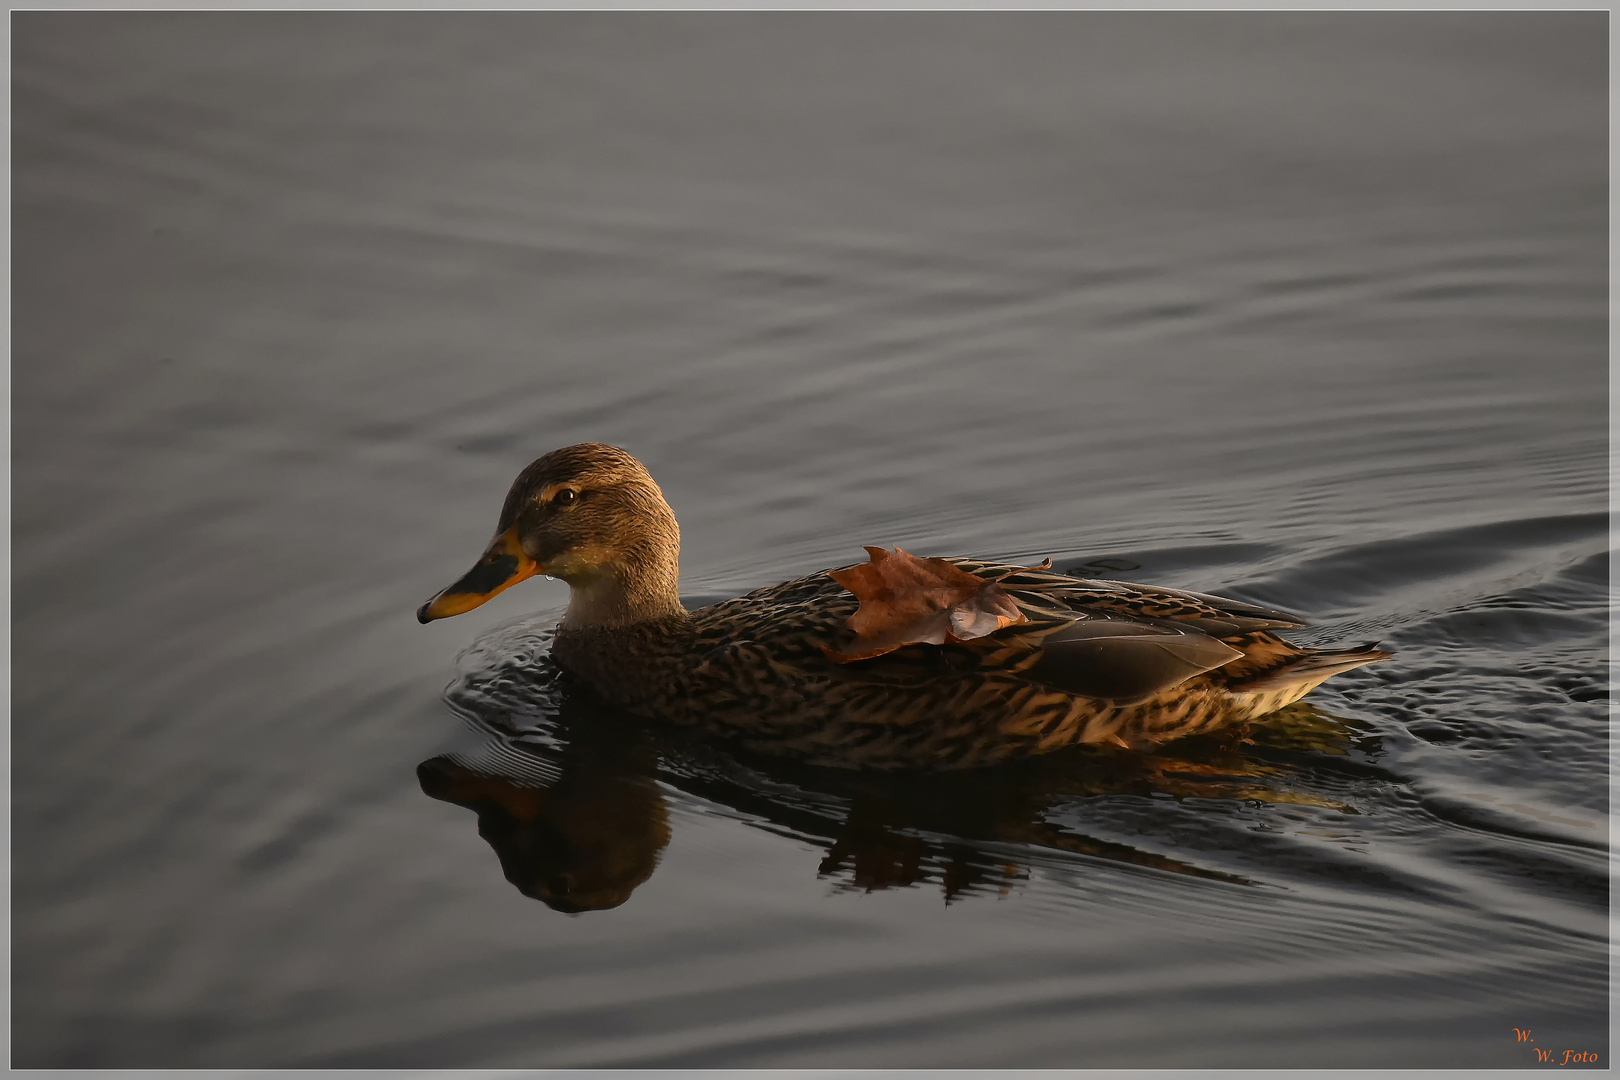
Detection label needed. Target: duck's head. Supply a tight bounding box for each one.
[417,443,683,628]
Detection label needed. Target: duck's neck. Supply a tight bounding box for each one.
[559,550,686,629]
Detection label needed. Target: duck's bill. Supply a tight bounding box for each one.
[417,526,541,623]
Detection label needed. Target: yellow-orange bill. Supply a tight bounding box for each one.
[417,525,541,623]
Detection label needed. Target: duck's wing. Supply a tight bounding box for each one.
[697,560,1308,704]
[962,559,1304,635]
[951,560,1307,703]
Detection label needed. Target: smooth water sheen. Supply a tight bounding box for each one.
[13,12,1608,1069]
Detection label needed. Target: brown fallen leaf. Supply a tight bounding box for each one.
[824,546,1039,662]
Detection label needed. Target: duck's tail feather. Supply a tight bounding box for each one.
[1230,642,1392,694]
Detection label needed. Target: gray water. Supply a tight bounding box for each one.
[13,12,1608,1069]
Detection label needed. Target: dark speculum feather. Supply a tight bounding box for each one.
[1024,619,1243,702]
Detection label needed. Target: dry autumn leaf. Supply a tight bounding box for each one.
[824,546,1040,662]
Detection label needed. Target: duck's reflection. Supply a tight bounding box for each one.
[418,759,669,914]
[421,619,1381,912]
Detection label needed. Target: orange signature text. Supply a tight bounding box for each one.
[1514,1029,1600,1066]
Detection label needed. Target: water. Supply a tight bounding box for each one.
[13,12,1607,1069]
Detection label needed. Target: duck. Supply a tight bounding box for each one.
[418,443,1390,770]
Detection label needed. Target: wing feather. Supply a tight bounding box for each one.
[1022,618,1244,701]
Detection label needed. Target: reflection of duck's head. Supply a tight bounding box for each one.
[418,756,670,913]
[417,443,683,628]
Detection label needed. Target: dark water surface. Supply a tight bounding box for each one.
[13,12,1608,1069]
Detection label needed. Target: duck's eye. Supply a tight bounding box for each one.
[553,489,578,507]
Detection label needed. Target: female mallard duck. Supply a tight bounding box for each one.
[419,443,1389,769]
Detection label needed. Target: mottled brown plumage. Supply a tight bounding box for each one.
[420,443,1391,770]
